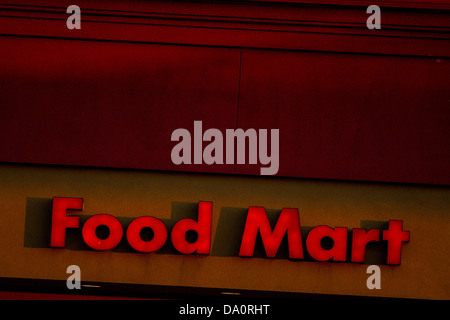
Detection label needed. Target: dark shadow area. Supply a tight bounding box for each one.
[23,198,53,249]
[0,276,429,303]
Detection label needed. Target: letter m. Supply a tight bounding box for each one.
[239,207,303,259]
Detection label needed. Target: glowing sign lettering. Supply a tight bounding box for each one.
[239,207,303,259]
[49,197,410,265]
[238,206,409,265]
[50,197,212,255]
[126,216,168,253]
[50,197,83,247]
[305,225,348,262]
[82,214,123,250]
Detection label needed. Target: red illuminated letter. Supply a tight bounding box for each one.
[239,207,303,259]
[171,201,212,254]
[126,217,168,253]
[50,197,83,247]
[383,220,410,265]
[82,214,123,250]
[306,226,348,261]
[351,229,380,263]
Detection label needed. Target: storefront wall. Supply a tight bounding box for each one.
[0,0,449,300]
[0,164,448,299]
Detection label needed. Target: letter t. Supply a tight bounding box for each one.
[382,220,410,265]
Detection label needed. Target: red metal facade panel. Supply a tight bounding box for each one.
[248,0,450,10]
[237,50,450,184]
[1,1,448,56]
[0,37,240,174]
[0,0,449,184]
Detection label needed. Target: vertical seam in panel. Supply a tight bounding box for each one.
[236,49,242,130]
[234,48,243,173]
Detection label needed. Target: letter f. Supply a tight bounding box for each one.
[50,197,83,247]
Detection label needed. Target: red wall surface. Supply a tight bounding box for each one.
[0,0,449,184]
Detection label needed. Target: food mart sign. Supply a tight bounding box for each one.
[50,197,410,265]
